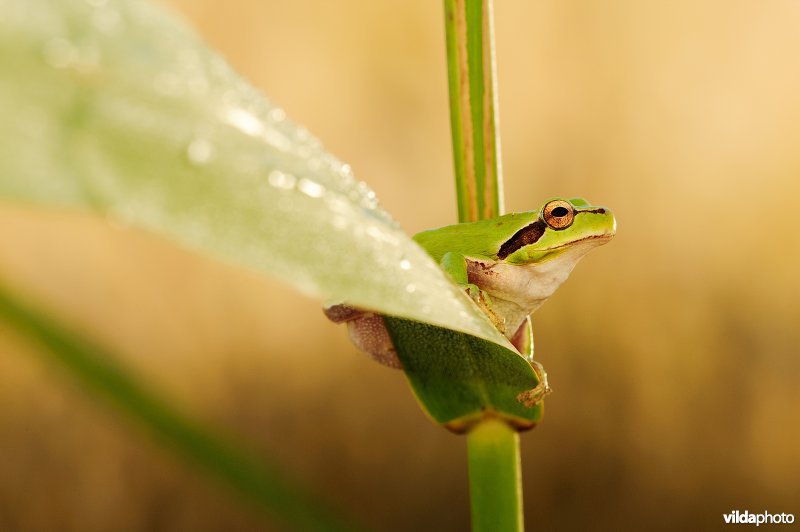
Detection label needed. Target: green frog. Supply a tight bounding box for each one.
[325,197,616,405]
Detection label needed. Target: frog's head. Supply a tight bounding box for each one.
[498,198,616,265]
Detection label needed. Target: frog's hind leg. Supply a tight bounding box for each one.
[510,316,534,360]
[511,316,552,407]
[323,305,401,369]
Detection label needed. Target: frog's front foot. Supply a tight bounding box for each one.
[466,283,506,334]
[516,360,552,408]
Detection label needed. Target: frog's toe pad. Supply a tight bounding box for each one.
[516,383,552,409]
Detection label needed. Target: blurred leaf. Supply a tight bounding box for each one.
[385,317,542,432]
[0,0,542,438]
[0,0,510,349]
[0,281,357,531]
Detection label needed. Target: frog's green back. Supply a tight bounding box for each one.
[412,212,539,263]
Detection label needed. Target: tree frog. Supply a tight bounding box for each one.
[325,197,616,406]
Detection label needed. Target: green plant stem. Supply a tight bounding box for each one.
[444,0,504,222]
[444,1,525,530]
[0,281,355,531]
[467,419,523,531]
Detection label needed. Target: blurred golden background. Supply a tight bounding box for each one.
[1,0,799,530]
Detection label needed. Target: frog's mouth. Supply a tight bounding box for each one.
[541,231,614,252]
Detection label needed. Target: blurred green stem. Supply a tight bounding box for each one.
[444,1,523,530]
[467,419,523,531]
[444,0,504,222]
[0,281,354,531]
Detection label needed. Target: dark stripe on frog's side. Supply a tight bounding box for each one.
[495,208,607,259]
[497,220,546,259]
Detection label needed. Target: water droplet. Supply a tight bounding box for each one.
[399,259,411,270]
[297,178,325,198]
[186,139,214,165]
[331,216,348,231]
[325,195,350,214]
[225,107,264,137]
[263,129,290,151]
[268,170,296,190]
[405,283,417,293]
[268,108,286,123]
[42,38,76,69]
[352,180,379,209]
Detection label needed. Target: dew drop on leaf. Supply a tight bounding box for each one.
[297,178,325,198]
[331,216,348,231]
[186,139,214,165]
[267,108,286,123]
[224,107,264,137]
[267,170,296,190]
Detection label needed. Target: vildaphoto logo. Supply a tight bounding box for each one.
[723,510,795,526]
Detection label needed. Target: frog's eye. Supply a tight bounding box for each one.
[542,199,574,230]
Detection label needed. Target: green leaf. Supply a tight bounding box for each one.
[0,0,542,433]
[0,281,357,531]
[0,0,509,350]
[384,317,542,432]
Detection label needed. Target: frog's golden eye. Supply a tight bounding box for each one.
[542,199,574,230]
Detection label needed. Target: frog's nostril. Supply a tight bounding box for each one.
[552,207,569,217]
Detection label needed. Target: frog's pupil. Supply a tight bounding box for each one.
[552,207,569,217]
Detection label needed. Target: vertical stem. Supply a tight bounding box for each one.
[444,0,504,223]
[467,419,523,532]
[445,1,522,530]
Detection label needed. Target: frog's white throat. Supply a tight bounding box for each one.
[465,240,602,338]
